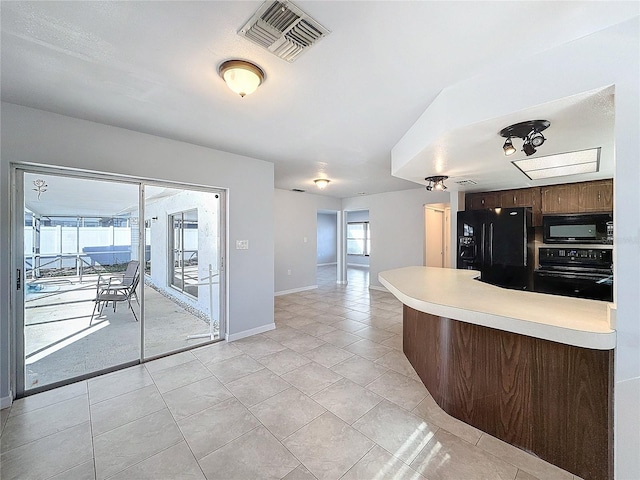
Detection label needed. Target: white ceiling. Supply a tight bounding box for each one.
[2,1,638,198]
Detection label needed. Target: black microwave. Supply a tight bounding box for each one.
[543,213,613,244]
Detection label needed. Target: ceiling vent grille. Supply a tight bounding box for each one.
[455,180,477,186]
[239,1,330,62]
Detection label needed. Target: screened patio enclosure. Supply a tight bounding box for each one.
[19,171,223,394]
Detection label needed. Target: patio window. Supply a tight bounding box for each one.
[169,209,198,298]
[347,221,371,256]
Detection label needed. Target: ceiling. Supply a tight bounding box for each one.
[24,172,180,217]
[2,2,638,198]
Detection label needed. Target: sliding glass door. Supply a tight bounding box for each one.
[13,167,225,396]
[143,185,224,359]
[18,171,141,392]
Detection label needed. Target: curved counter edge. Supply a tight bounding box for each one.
[379,267,615,350]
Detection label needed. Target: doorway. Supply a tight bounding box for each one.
[346,210,370,287]
[425,204,451,268]
[316,210,338,287]
[13,167,226,396]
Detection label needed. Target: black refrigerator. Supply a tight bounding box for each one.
[456,207,534,290]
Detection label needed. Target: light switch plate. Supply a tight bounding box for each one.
[236,240,249,250]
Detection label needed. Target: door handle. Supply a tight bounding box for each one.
[481,224,486,264]
[16,268,21,290]
[489,223,494,265]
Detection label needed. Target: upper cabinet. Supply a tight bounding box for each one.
[540,184,581,214]
[541,180,613,214]
[579,179,613,212]
[467,192,498,210]
[466,179,613,222]
[467,187,542,225]
[499,188,536,208]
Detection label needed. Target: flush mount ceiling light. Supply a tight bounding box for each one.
[425,175,448,191]
[512,147,600,180]
[499,120,550,157]
[218,60,265,97]
[314,178,330,189]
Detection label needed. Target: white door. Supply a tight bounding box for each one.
[425,208,445,267]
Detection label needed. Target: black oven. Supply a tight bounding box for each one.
[543,213,613,244]
[534,247,613,301]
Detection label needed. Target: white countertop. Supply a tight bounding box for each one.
[378,266,615,350]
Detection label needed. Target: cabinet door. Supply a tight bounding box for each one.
[500,188,535,208]
[499,190,517,208]
[469,193,498,209]
[541,184,581,214]
[580,180,613,212]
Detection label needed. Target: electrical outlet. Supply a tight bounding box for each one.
[303,236,308,243]
[287,269,292,275]
[236,240,249,250]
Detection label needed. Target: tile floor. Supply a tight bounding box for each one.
[0,265,579,480]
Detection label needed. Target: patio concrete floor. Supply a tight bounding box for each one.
[24,276,217,391]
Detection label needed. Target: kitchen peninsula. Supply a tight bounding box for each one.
[379,266,614,480]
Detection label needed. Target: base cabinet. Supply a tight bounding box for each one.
[403,306,613,480]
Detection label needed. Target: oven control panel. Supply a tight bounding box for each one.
[539,247,612,268]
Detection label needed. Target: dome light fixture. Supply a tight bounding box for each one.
[218,59,265,97]
[425,175,448,191]
[314,178,330,190]
[499,120,550,157]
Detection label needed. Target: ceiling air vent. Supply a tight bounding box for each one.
[455,180,477,186]
[291,188,306,192]
[239,1,330,62]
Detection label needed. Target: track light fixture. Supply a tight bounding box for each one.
[503,137,516,156]
[499,120,550,157]
[425,175,448,191]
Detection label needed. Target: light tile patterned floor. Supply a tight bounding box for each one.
[0,265,579,480]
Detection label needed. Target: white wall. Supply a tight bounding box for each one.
[342,188,452,288]
[392,18,640,478]
[316,212,337,265]
[1,103,275,402]
[274,189,341,294]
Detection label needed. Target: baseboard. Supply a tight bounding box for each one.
[1,392,13,409]
[347,263,370,267]
[369,284,388,292]
[227,323,276,342]
[316,262,337,267]
[337,280,348,284]
[274,285,318,296]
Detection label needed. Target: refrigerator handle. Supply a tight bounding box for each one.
[489,223,494,266]
[481,224,486,264]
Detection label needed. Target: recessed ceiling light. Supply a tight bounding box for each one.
[512,148,600,180]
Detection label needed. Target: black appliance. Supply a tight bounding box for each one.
[543,213,613,244]
[534,247,613,301]
[457,207,534,290]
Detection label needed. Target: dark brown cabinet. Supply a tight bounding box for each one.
[499,188,535,207]
[467,187,542,225]
[467,192,498,210]
[465,180,612,224]
[541,180,613,214]
[540,183,581,214]
[579,179,613,212]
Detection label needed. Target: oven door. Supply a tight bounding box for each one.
[533,269,613,301]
